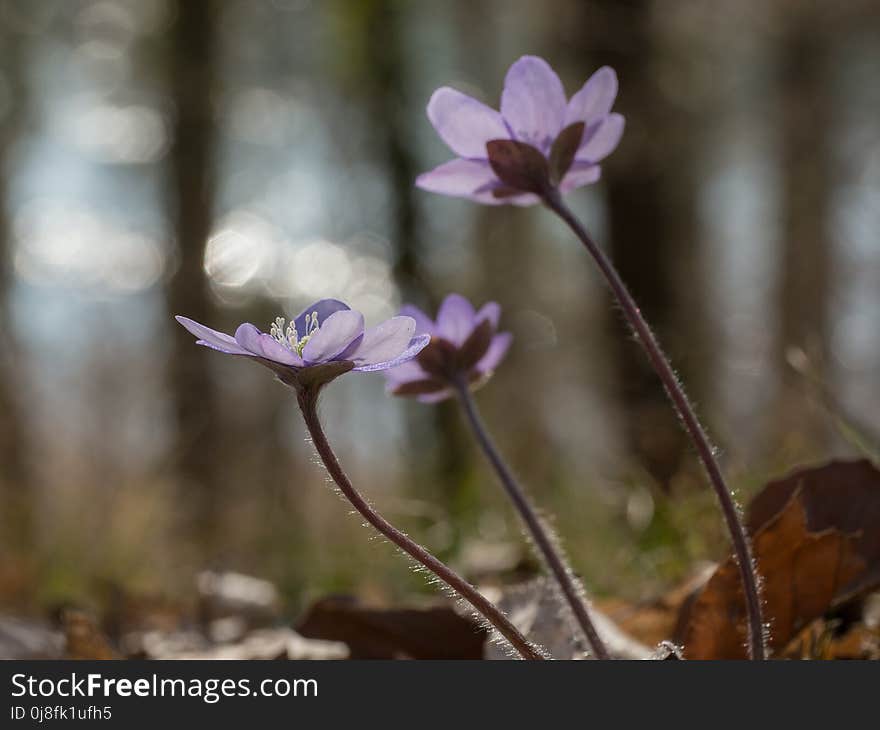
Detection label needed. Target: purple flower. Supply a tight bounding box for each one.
[176,298,430,391]
[416,55,623,206]
[384,293,512,403]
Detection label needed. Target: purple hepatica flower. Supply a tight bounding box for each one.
[416,55,623,206]
[176,298,430,391]
[384,293,512,403]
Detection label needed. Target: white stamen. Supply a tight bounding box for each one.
[268,311,320,356]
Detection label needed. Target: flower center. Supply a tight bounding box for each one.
[269,311,319,356]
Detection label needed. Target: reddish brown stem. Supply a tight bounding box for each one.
[543,189,766,660]
[296,387,546,660]
[454,380,610,659]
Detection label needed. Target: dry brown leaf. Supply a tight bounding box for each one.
[747,459,880,598]
[62,608,120,660]
[296,596,487,659]
[678,492,865,659]
[599,564,716,648]
[782,618,880,660]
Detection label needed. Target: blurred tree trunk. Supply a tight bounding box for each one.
[0,21,31,546]
[563,0,710,490]
[334,0,471,537]
[772,12,834,454]
[456,0,569,510]
[0,31,29,536]
[164,0,224,553]
[359,1,429,305]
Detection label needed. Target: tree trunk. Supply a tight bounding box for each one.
[343,0,472,537]
[0,21,32,546]
[773,12,834,454]
[563,0,710,490]
[165,0,224,553]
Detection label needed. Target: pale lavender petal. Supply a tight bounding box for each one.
[436,293,476,346]
[577,113,625,163]
[468,186,541,207]
[466,188,520,206]
[475,332,512,374]
[475,301,501,329]
[301,309,365,364]
[427,87,508,158]
[348,316,416,366]
[235,323,304,366]
[383,359,428,387]
[175,316,250,355]
[416,158,498,199]
[417,388,453,404]
[560,162,601,192]
[501,194,541,206]
[353,333,431,372]
[294,299,350,334]
[506,192,542,206]
[501,56,567,151]
[399,304,435,336]
[564,66,619,128]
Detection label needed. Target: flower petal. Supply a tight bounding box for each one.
[475,332,512,375]
[301,309,365,364]
[469,186,540,207]
[390,378,449,397]
[485,191,541,207]
[436,293,476,347]
[349,316,415,366]
[234,323,303,366]
[417,387,454,404]
[175,316,250,355]
[399,304,435,336]
[564,66,619,128]
[427,87,508,158]
[475,301,501,329]
[383,358,429,387]
[354,333,431,372]
[501,56,567,151]
[560,162,601,192]
[577,113,625,163]
[294,299,350,335]
[416,158,498,200]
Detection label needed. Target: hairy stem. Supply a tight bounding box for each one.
[543,189,766,660]
[454,380,610,659]
[296,387,546,660]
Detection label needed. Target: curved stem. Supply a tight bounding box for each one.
[296,387,546,660]
[454,380,611,659]
[543,189,766,660]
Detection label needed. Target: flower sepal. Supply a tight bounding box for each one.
[274,359,356,394]
[548,121,585,186]
[486,139,551,197]
[384,294,512,403]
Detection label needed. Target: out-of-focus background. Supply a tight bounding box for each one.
[0,0,878,626]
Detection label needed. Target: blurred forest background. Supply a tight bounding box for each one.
[0,0,879,625]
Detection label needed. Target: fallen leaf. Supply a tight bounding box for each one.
[678,460,880,658]
[747,459,880,599]
[61,608,120,660]
[598,563,716,648]
[485,579,651,660]
[296,596,487,659]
